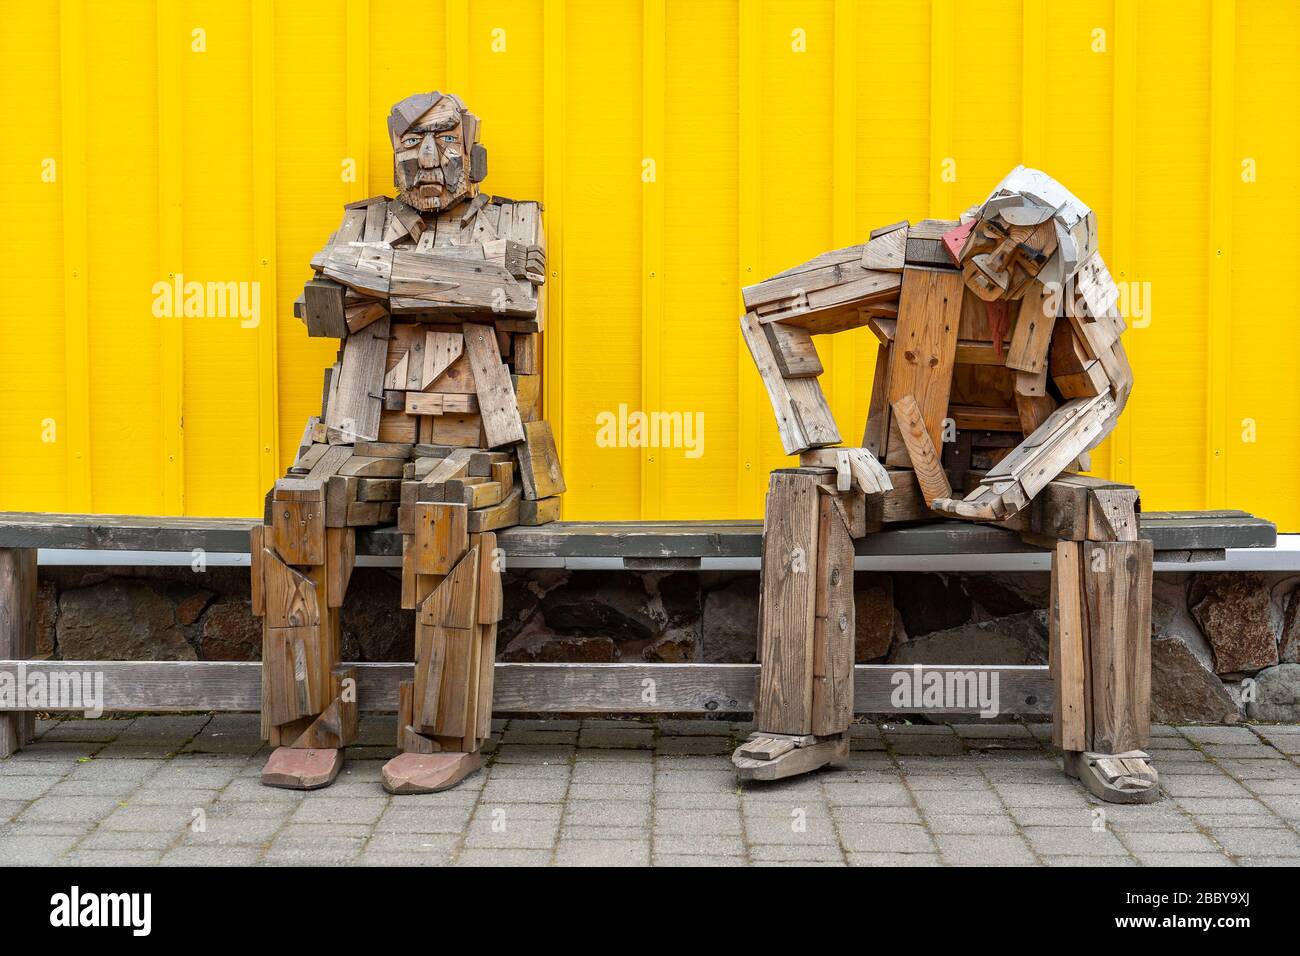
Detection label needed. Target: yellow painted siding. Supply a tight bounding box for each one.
[0,1,1295,528]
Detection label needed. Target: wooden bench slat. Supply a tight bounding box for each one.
[0,660,1053,717]
[0,512,1277,557]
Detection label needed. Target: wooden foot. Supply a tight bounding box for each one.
[382,750,482,794]
[732,732,849,783]
[260,746,343,790]
[1064,749,1160,804]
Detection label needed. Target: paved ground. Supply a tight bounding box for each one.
[2,716,1300,866]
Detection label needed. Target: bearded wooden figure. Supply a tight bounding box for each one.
[254,92,563,794]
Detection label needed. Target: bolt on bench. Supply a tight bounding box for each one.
[0,509,1275,775]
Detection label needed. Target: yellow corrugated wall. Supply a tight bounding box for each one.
[2,0,1297,527]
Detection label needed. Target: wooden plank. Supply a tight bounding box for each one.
[811,497,854,736]
[762,322,823,378]
[516,421,566,500]
[755,472,821,735]
[1050,541,1087,751]
[887,268,963,453]
[890,394,951,507]
[325,315,390,442]
[0,660,1054,717]
[0,549,36,754]
[1082,540,1152,754]
[462,322,525,447]
[1006,280,1055,373]
[413,502,468,576]
[0,511,1277,558]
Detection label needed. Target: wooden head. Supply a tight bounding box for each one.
[388,91,488,212]
[958,198,1059,302]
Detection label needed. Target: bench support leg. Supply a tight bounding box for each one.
[382,520,501,794]
[255,497,357,791]
[0,548,37,758]
[732,470,857,782]
[1045,485,1159,803]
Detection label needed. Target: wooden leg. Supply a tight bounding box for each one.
[733,469,858,783]
[256,488,357,790]
[1045,485,1158,803]
[384,525,500,794]
[0,548,37,758]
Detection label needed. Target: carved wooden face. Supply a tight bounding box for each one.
[959,208,1058,302]
[393,99,472,212]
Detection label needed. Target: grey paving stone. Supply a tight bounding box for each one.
[653,769,736,793]
[846,851,942,866]
[1131,851,1232,866]
[79,828,179,851]
[564,800,651,828]
[0,775,57,800]
[375,805,474,834]
[924,813,1019,835]
[100,804,200,832]
[472,802,564,824]
[555,838,649,866]
[652,831,746,857]
[652,853,745,866]
[992,783,1091,809]
[913,789,1006,814]
[654,808,742,836]
[463,815,559,849]
[501,729,579,746]
[1179,726,1260,744]
[656,791,741,810]
[290,797,388,825]
[64,849,163,866]
[39,719,132,742]
[1176,796,1274,816]
[160,845,265,866]
[936,834,1036,865]
[1022,826,1131,856]
[570,761,652,784]
[837,822,935,854]
[1211,826,1300,856]
[17,796,121,824]
[262,835,366,864]
[456,848,553,866]
[578,728,655,749]
[0,834,78,864]
[822,781,913,807]
[566,782,654,802]
[655,736,731,756]
[749,843,845,863]
[479,779,569,804]
[1161,775,1252,798]
[1042,854,1139,867]
[831,804,923,826]
[743,813,838,845]
[364,832,459,856]
[1117,831,1219,853]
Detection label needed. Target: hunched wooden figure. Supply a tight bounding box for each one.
[735,167,1158,804]
[254,92,565,794]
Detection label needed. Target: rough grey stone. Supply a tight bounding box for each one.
[1151,634,1240,723]
[1245,664,1300,722]
[888,611,1046,666]
[701,575,758,663]
[58,579,196,661]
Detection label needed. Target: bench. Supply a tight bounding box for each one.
[0,510,1279,756]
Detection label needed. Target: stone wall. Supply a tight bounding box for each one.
[32,564,1300,723]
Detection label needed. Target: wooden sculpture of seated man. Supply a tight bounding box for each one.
[735,167,1157,804]
[253,91,565,794]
